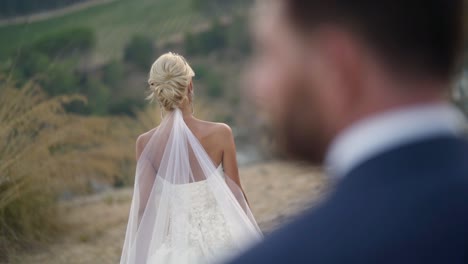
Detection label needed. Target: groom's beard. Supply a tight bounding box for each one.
[275,81,332,165]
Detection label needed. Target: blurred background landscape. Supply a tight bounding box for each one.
[0,0,466,263]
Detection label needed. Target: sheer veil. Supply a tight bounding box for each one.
[120,108,263,264]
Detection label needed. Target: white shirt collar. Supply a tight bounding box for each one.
[325,103,466,178]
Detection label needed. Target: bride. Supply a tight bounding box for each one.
[120,52,263,264]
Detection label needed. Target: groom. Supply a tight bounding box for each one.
[229,0,468,263]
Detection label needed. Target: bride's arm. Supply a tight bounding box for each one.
[135,134,156,223]
[220,124,251,208]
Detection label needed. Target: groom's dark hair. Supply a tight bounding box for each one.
[285,0,466,81]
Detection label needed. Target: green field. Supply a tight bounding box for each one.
[0,0,203,64]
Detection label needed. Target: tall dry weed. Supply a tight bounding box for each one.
[0,81,138,259]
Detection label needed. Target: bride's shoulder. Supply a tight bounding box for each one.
[197,119,233,137]
[137,127,158,141]
[136,127,158,154]
[215,123,233,137]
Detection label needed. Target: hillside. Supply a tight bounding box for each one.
[0,0,206,64]
[0,0,253,120]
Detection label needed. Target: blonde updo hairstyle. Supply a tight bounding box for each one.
[147,52,195,111]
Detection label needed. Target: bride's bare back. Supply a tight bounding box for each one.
[135,116,242,188]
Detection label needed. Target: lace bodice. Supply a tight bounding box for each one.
[163,165,233,251]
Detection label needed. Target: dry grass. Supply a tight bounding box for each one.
[0,80,142,261]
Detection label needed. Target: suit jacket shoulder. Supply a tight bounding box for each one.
[228,136,468,264]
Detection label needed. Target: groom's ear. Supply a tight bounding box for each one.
[304,27,367,111]
[322,29,367,105]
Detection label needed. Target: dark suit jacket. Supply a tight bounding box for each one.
[228,136,468,263]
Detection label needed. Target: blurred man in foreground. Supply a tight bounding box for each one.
[229,0,468,263]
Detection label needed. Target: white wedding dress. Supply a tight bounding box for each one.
[148,166,236,264]
[120,109,263,264]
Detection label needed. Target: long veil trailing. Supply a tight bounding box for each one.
[120,108,263,264]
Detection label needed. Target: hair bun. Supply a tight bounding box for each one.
[147,52,195,111]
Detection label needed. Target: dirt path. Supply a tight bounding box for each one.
[0,0,116,27]
[11,161,327,264]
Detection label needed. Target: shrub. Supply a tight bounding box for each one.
[206,72,223,98]
[191,64,224,98]
[191,63,210,80]
[184,20,227,55]
[31,27,95,59]
[184,31,201,55]
[102,60,125,88]
[109,98,145,117]
[8,28,95,99]
[14,50,51,80]
[123,35,155,70]
[42,61,80,96]
[226,15,251,54]
[82,77,111,116]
